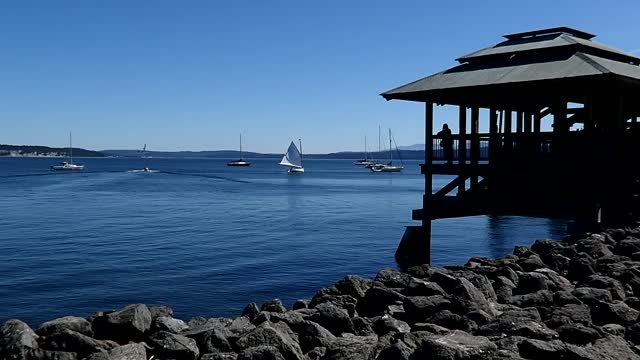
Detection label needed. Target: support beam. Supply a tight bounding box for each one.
[458,106,467,195]
[423,102,434,263]
[471,107,480,187]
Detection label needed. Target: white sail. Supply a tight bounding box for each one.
[279,141,302,168]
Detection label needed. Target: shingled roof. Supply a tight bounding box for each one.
[382,27,640,105]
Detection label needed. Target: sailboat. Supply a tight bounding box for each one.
[365,125,384,169]
[131,144,156,172]
[227,133,251,166]
[279,139,304,173]
[50,132,85,171]
[353,136,375,166]
[370,129,404,172]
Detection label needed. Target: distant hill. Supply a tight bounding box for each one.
[102,149,426,160]
[397,144,425,151]
[0,144,105,157]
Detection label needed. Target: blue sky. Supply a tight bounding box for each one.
[1,1,638,153]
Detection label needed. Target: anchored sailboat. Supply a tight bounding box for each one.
[370,129,404,172]
[279,139,304,173]
[50,132,84,171]
[227,133,251,166]
[354,136,375,166]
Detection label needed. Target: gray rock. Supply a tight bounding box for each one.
[553,290,582,305]
[285,319,335,352]
[428,310,465,331]
[37,316,93,337]
[292,300,308,310]
[309,294,357,317]
[92,304,151,343]
[235,322,304,360]
[411,323,449,334]
[84,343,147,360]
[201,352,239,360]
[625,322,640,345]
[545,303,592,328]
[477,319,557,340]
[556,323,601,344]
[582,274,626,300]
[572,287,613,305]
[304,346,326,360]
[585,335,640,360]
[568,254,597,281]
[243,303,260,320]
[518,338,566,358]
[412,330,497,359]
[403,295,451,323]
[38,328,118,357]
[374,268,413,289]
[402,278,447,297]
[184,327,232,354]
[152,316,189,333]
[148,305,174,319]
[334,275,371,300]
[350,317,376,337]
[357,286,405,317]
[148,331,200,360]
[591,300,639,326]
[376,339,413,360]
[499,307,542,321]
[576,238,614,259]
[493,276,516,303]
[237,345,285,360]
[0,319,39,357]
[519,255,546,272]
[372,315,410,336]
[507,290,554,308]
[514,272,548,295]
[534,268,573,291]
[600,323,625,336]
[26,348,78,360]
[322,335,378,360]
[449,278,494,316]
[308,302,353,336]
[261,299,287,313]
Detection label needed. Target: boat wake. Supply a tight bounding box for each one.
[127,169,160,173]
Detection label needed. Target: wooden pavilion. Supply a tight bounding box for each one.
[382,27,640,266]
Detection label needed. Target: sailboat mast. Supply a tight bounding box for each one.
[378,125,381,160]
[389,128,392,164]
[240,133,243,159]
[69,132,73,164]
[364,136,368,160]
[299,138,303,166]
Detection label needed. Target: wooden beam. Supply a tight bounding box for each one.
[517,111,524,133]
[423,102,433,264]
[471,107,480,187]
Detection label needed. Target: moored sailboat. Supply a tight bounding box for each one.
[50,132,84,171]
[227,133,251,166]
[370,129,404,173]
[279,139,304,173]
[354,136,375,166]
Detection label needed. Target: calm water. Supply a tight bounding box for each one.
[0,157,566,326]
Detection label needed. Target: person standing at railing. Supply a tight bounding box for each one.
[438,123,454,164]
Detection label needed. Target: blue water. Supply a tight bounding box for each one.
[0,157,566,326]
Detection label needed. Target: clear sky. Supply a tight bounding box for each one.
[1,1,639,153]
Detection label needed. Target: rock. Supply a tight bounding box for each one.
[403,296,451,323]
[151,316,189,333]
[627,297,640,310]
[92,304,152,343]
[148,305,174,319]
[374,268,413,289]
[237,345,285,360]
[591,300,639,326]
[372,315,410,336]
[405,264,431,279]
[545,303,592,328]
[582,274,626,301]
[586,335,640,359]
[514,272,548,295]
[412,330,497,359]
[618,238,640,255]
[376,339,413,360]
[201,353,239,360]
[261,299,287,313]
[477,319,557,340]
[357,286,405,317]
[600,323,625,336]
[148,331,199,360]
[531,239,565,257]
[572,287,613,305]
[514,246,535,258]
[84,343,147,360]
[322,335,378,360]
[292,300,308,310]
[403,278,446,297]
[576,238,614,259]
[282,319,335,352]
[553,290,582,305]
[519,255,546,272]
[493,276,516,302]
[38,328,118,357]
[543,253,571,274]
[556,323,601,344]
[184,327,232,354]
[518,339,567,358]
[308,302,353,336]
[309,295,357,317]
[243,303,260,320]
[36,316,93,337]
[0,319,39,357]
[568,254,597,281]
[304,347,326,360]
[235,322,304,360]
[499,307,542,321]
[334,275,371,300]
[350,317,376,337]
[411,323,449,334]
[227,316,257,338]
[449,278,494,316]
[534,268,573,292]
[627,323,640,345]
[465,310,492,327]
[428,310,465,331]
[507,290,554,308]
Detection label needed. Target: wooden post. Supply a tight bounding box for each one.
[517,112,524,133]
[458,105,467,195]
[471,107,480,187]
[489,108,498,164]
[423,102,433,264]
[504,111,512,152]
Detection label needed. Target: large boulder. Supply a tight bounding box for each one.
[148,305,174,319]
[334,275,371,300]
[261,299,287,313]
[507,290,554,308]
[585,335,640,360]
[237,345,285,360]
[0,319,40,357]
[84,343,147,360]
[151,316,189,333]
[477,319,557,341]
[37,316,93,337]
[591,300,640,326]
[235,322,304,360]
[544,303,592,328]
[357,286,405,317]
[147,331,200,360]
[38,328,118,357]
[403,295,451,323]
[92,304,151,343]
[322,335,378,360]
[412,330,497,359]
[308,302,353,336]
[374,268,413,289]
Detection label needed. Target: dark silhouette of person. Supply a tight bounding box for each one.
[437,123,453,164]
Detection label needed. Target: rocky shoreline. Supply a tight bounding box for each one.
[4,227,640,359]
